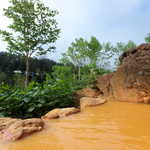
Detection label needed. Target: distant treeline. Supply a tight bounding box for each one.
[0,52,58,85]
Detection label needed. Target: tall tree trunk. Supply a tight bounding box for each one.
[78,66,81,81]
[25,56,29,88]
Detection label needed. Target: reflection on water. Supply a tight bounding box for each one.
[1,101,150,150]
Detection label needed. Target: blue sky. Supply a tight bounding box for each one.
[0,0,150,61]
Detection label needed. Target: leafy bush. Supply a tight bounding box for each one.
[0,72,7,83]
[0,64,110,119]
[13,73,25,88]
[0,76,77,119]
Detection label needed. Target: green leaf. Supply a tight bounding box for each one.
[23,98,30,103]
[28,106,35,112]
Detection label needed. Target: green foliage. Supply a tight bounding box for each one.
[13,73,25,88]
[0,0,140,120]
[87,36,102,65]
[61,36,112,82]
[145,33,150,43]
[52,64,110,89]
[0,62,110,119]
[0,0,60,87]
[52,65,86,89]
[114,40,136,65]
[61,37,102,80]
[61,38,88,67]
[52,65,74,81]
[0,0,60,56]
[0,52,57,85]
[61,37,102,67]
[101,40,136,68]
[0,72,7,83]
[0,75,76,118]
[115,41,136,54]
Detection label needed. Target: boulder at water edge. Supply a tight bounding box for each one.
[80,97,107,110]
[76,88,100,99]
[42,107,80,119]
[0,118,44,141]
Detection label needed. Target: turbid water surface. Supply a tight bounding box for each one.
[1,101,150,150]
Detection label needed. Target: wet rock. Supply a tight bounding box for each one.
[0,118,44,141]
[76,88,100,99]
[80,97,107,110]
[0,118,20,132]
[96,43,150,103]
[42,107,80,119]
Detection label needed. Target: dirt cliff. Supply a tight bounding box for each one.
[96,43,150,103]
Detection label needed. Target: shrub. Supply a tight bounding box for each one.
[0,65,110,119]
[0,76,77,118]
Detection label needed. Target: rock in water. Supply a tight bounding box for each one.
[0,118,44,141]
[42,107,80,119]
[75,88,101,106]
[76,88,100,99]
[96,43,150,103]
[80,97,107,110]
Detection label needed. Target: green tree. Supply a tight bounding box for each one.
[61,38,88,80]
[0,0,60,87]
[145,33,150,43]
[52,65,74,81]
[61,37,103,80]
[116,40,136,53]
[115,40,136,65]
[87,36,102,66]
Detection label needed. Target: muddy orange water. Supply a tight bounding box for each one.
[1,101,150,150]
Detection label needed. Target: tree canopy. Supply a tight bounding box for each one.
[0,0,60,87]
